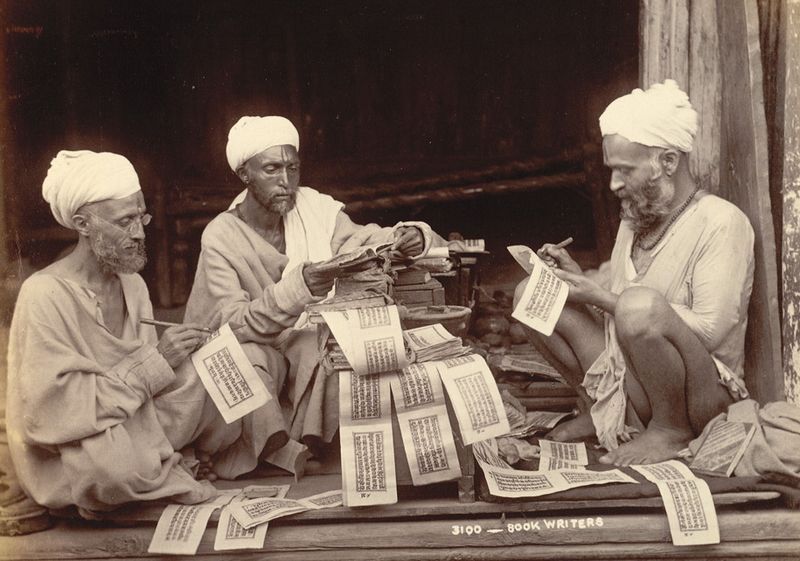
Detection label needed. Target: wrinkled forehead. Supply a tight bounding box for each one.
[602,134,652,166]
[249,144,300,166]
[83,190,145,218]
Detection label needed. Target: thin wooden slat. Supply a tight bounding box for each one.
[781,0,800,404]
[73,469,781,525]
[167,153,584,216]
[344,173,586,214]
[4,507,800,560]
[5,541,800,561]
[717,0,784,402]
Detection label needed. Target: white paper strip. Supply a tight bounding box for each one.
[213,485,289,551]
[190,323,271,424]
[389,363,461,485]
[148,504,219,555]
[436,354,510,444]
[632,460,720,546]
[538,439,589,465]
[227,497,309,530]
[339,370,397,506]
[321,306,409,375]
[539,457,586,471]
[511,252,568,336]
[299,489,344,509]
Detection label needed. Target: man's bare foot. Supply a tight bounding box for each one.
[197,453,218,482]
[599,424,692,466]
[545,412,595,442]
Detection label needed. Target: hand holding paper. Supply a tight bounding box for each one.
[303,261,339,296]
[392,225,424,258]
[551,268,608,306]
[511,251,569,336]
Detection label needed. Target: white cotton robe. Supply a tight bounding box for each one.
[6,272,216,512]
[183,187,436,448]
[584,193,755,450]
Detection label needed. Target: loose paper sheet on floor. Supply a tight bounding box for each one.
[148,490,239,555]
[214,485,289,551]
[632,460,720,546]
[473,440,636,499]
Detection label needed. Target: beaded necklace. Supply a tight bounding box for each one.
[634,185,700,251]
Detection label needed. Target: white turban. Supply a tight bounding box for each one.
[599,79,698,152]
[225,116,300,172]
[42,150,141,229]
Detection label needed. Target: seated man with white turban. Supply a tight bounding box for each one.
[184,116,443,461]
[6,150,285,514]
[514,80,754,465]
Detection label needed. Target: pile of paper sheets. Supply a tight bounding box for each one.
[403,323,470,362]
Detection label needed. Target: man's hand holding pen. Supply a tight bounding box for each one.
[537,237,609,309]
[536,236,582,274]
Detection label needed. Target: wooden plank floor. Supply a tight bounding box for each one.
[2,503,799,560]
[1,455,797,561]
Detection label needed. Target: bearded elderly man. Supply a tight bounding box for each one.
[6,150,285,514]
[184,116,443,456]
[514,80,754,466]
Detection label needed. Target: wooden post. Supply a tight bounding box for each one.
[781,0,800,404]
[688,0,722,192]
[0,3,9,276]
[639,0,690,89]
[718,0,784,402]
[640,0,721,193]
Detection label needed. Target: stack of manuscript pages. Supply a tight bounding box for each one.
[489,343,565,382]
[319,304,510,507]
[403,323,471,362]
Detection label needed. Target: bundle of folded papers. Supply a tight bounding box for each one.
[403,323,470,362]
[313,242,393,276]
[306,291,393,324]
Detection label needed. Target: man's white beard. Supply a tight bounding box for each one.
[90,232,147,275]
[621,178,675,234]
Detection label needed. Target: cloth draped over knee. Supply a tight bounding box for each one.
[687,399,800,478]
[6,273,217,512]
[584,194,754,451]
[184,186,437,448]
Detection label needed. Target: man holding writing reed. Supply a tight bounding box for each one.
[5,150,286,515]
[514,80,754,466]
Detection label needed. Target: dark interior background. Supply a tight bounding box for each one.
[2,0,639,299]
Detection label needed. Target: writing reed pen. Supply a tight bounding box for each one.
[553,236,574,250]
[140,318,213,333]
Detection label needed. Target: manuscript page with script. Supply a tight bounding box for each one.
[511,250,568,336]
[190,323,271,424]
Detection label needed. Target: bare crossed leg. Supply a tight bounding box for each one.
[599,286,734,466]
[513,279,605,441]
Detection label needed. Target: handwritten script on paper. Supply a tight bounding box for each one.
[191,323,271,424]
